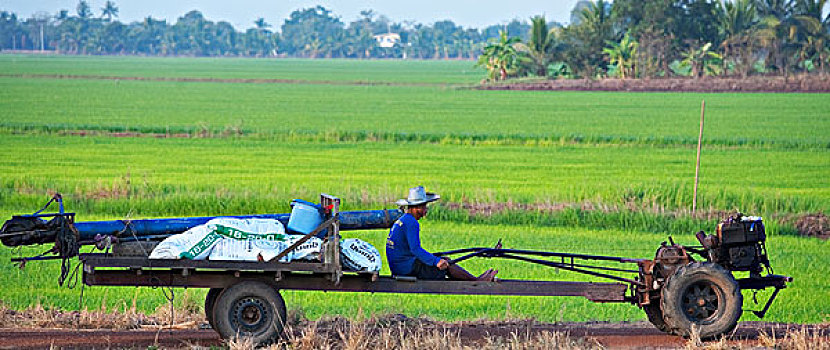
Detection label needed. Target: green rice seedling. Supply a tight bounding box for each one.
[1,135,827,219]
[1,77,828,148]
[0,55,483,84]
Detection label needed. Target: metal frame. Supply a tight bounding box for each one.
[78,193,635,303]
[83,270,629,302]
[436,247,646,286]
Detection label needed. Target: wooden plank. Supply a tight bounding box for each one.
[270,215,337,262]
[322,194,342,284]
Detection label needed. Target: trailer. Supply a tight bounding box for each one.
[2,194,791,345]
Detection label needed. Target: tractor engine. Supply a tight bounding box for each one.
[696,214,771,277]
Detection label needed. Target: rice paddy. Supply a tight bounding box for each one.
[0,55,827,324]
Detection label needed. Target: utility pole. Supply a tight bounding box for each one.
[693,100,705,214]
[40,23,45,51]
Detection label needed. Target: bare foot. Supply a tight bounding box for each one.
[476,269,493,281]
[476,269,499,281]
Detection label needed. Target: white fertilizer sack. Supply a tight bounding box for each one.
[210,237,288,262]
[148,224,218,260]
[281,235,323,261]
[150,218,287,260]
[340,238,382,272]
[236,235,323,262]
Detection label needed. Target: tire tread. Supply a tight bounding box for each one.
[660,262,742,339]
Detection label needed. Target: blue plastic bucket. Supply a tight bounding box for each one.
[287,199,323,234]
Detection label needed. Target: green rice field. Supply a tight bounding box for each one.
[0,55,482,84]
[0,54,828,324]
[2,76,829,148]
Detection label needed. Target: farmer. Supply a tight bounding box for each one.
[386,186,498,281]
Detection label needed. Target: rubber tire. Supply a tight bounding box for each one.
[643,303,669,333]
[661,262,742,339]
[204,288,223,331]
[212,281,286,345]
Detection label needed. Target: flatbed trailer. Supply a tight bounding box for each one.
[80,254,630,301]
[4,194,791,345]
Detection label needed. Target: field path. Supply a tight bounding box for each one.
[480,76,830,93]
[0,328,220,349]
[0,321,825,349]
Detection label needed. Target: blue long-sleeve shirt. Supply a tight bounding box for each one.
[385,213,441,275]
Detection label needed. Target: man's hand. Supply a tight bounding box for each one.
[436,258,449,270]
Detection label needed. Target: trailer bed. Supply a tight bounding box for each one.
[80,254,629,302]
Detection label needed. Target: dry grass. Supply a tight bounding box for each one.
[228,315,604,350]
[0,299,153,329]
[150,289,206,327]
[683,325,830,350]
[0,291,206,330]
[757,327,830,350]
[2,302,828,349]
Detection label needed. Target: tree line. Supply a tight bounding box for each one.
[0,1,531,59]
[1,0,828,79]
[480,0,830,79]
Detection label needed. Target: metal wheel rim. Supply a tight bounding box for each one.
[681,281,723,323]
[231,297,271,334]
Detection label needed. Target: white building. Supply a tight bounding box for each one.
[373,33,400,48]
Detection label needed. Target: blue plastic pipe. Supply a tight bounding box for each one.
[74,209,403,241]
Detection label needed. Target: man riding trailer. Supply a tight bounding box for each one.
[2,192,792,345]
[387,186,498,281]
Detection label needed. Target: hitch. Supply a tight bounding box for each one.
[752,286,783,318]
[738,274,792,318]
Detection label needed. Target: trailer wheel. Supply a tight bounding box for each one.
[212,281,286,345]
[661,262,742,339]
[204,288,222,331]
[643,303,669,333]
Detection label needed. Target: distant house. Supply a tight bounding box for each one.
[373,33,400,48]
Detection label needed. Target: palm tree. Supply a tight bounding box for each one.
[477,30,522,81]
[254,18,270,31]
[55,9,69,23]
[719,0,758,39]
[792,0,828,72]
[680,42,723,78]
[76,1,92,19]
[514,16,559,76]
[561,0,615,78]
[579,0,611,31]
[793,0,827,19]
[756,0,794,20]
[603,31,638,78]
[100,1,118,21]
[757,10,823,76]
[717,0,759,76]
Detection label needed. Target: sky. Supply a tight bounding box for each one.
[2,0,582,30]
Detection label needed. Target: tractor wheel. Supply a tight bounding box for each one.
[204,288,223,331]
[643,303,669,333]
[212,281,286,345]
[661,262,742,339]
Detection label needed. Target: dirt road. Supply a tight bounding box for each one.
[1,321,826,349]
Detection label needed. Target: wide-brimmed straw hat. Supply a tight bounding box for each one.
[395,186,440,206]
